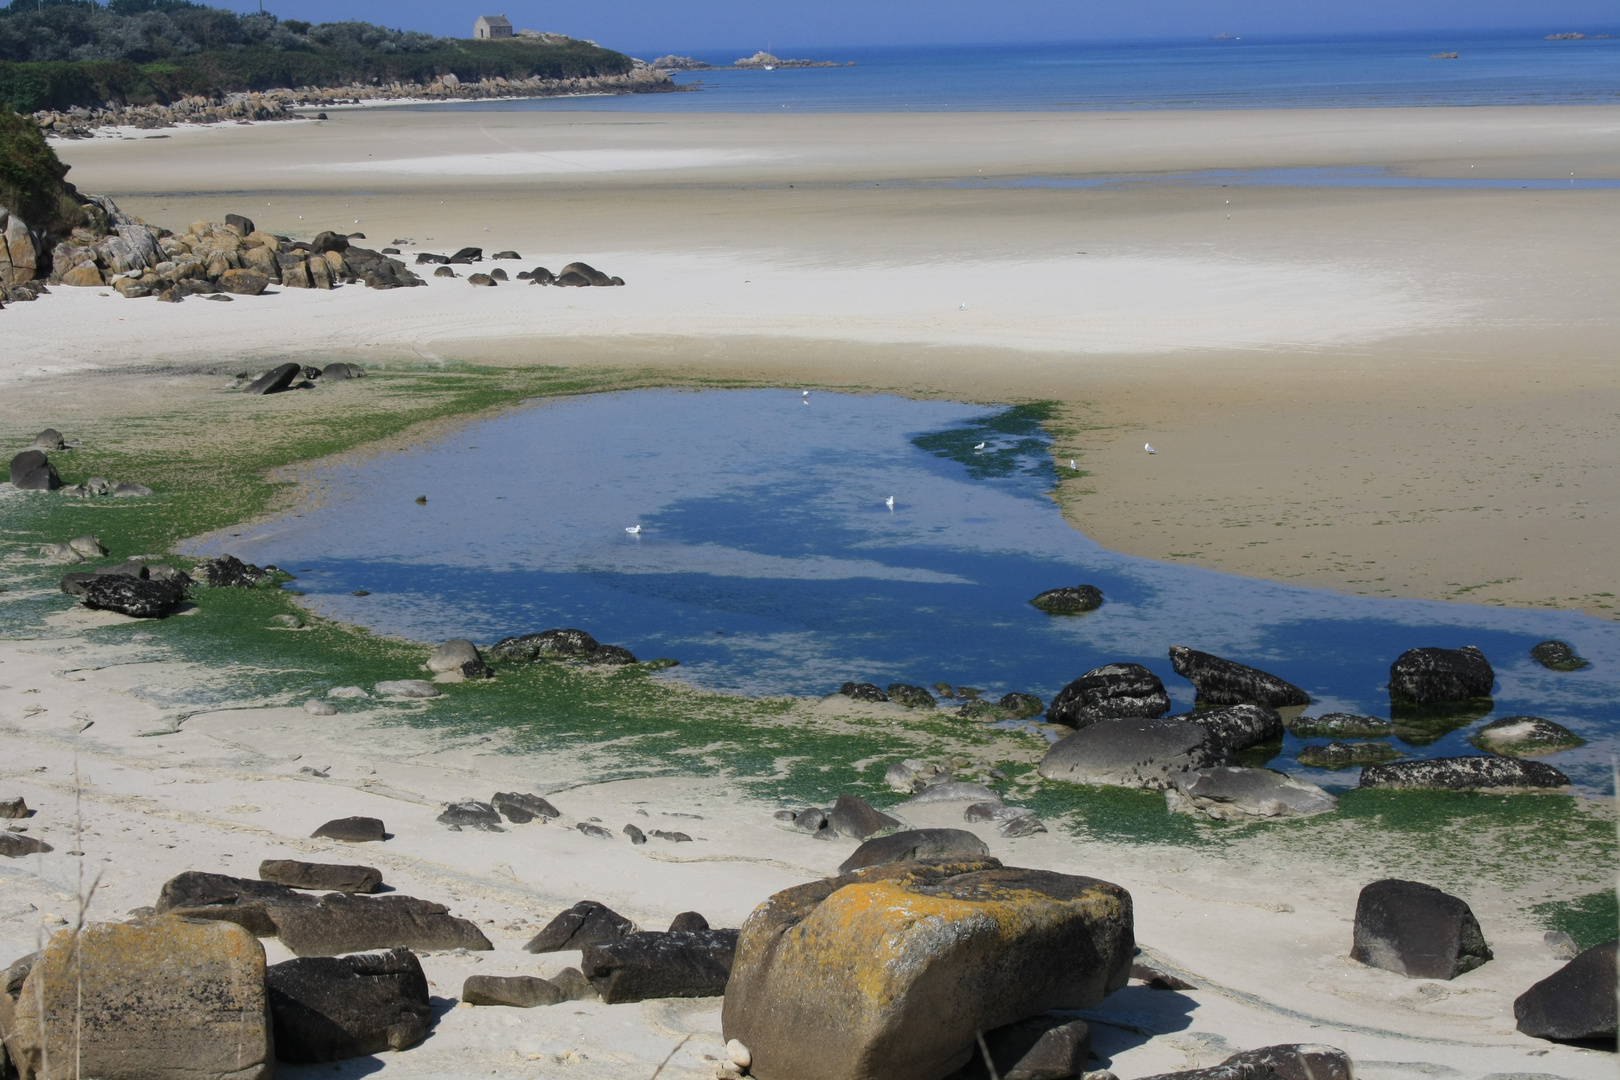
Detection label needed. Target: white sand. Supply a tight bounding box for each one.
[306,149,789,175]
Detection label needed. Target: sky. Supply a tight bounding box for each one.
[224,1,1618,56]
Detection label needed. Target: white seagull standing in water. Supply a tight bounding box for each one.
[974,441,986,451]
[625,524,642,534]
[802,390,810,405]
[885,496,895,511]
[1144,443,1157,454]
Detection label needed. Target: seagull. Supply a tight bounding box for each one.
[958,302,967,310]
[1144,443,1157,454]
[1069,459,1078,469]
[625,525,641,535]
[974,441,986,451]
[802,390,810,405]
[885,496,895,511]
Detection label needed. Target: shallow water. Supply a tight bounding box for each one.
[200,390,1620,791]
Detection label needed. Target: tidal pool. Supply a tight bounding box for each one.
[202,389,1620,791]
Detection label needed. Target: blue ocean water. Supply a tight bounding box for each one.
[196,391,1620,792]
[405,35,1620,113]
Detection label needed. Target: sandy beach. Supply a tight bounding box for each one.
[2,102,1617,1079]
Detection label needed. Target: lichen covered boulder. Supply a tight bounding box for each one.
[1469,716,1583,758]
[1029,584,1103,615]
[1358,755,1569,792]
[1168,646,1309,709]
[721,857,1134,1080]
[1388,645,1494,705]
[1045,663,1170,728]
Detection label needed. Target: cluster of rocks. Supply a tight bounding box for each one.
[229,360,365,395]
[49,202,422,299]
[834,680,1044,720]
[0,204,45,303]
[52,551,279,620]
[31,66,679,137]
[9,428,155,498]
[416,247,625,287]
[0,796,49,858]
[486,627,643,666]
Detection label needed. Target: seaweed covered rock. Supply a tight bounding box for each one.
[1038,717,1228,790]
[488,627,599,660]
[80,574,186,618]
[1166,766,1337,821]
[1029,584,1103,615]
[267,947,432,1062]
[721,858,1133,1080]
[1530,640,1590,672]
[1170,703,1283,754]
[1288,713,1393,738]
[581,929,740,1003]
[1168,646,1309,709]
[838,681,889,702]
[998,692,1045,718]
[1046,663,1170,728]
[1351,879,1492,980]
[1469,716,1583,758]
[192,554,273,588]
[1389,646,1494,705]
[1358,756,1569,792]
[1297,741,1403,769]
[886,683,937,709]
[1514,939,1617,1044]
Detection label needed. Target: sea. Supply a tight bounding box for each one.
[406,33,1620,114]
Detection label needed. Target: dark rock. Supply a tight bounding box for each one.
[1135,1044,1354,1080]
[1514,939,1617,1044]
[218,268,269,294]
[581,929,739,1003]
[461,974,564,1008]
[525,900,635,953]
[999,692,1044,718]
[225,213,256,235]
[528,266,555,284]
[1470,716,1584,757]
[1029,584,1103,614]
[1288,713,1393,737]
[1358,756,1570,791]
[311,815,386,842]
[320,362,363,381]
[268,893,493,956]
[652,829,692,843]
[577,822,614,839]
[1530,640,1590,672]
[1168,646,1309,708]
[886,683,937,709]
[449,247,483,262]
[670,911,710,932]
[488,627,600,661]
[146,563,190,585]
[1171,703,1284,754]
[193,554,272,587]
[792,808,832,837]
[414,252,450,264]
[80,575,186,618]
[433,265,456,278]
[549,966,598,1001]
[491,791,560,823]
[586,643,638,665]
[258,859,383,893]
[437,800,504,831]
[244,362,302,396]
[827,793,901,840]
[1351,879,1492,979]
[963,802,1032,824]
[58,572,94,596]
[1389,646,1494,705]
[839,681,889,702]
[0,832,52,857]
[468,273,496,286]
[345,247,426,289]
[625,823,647,844]
[30,428,65,450]
[555,270,591,287]
[1046,663,1170,728]
[949,1015,1090,1080]
[310,230,349,254]
[156,870,320,934]
[8,449,60,490]
[560,261,613,286]
[492,250,521,260]
[267,947,432,1062]
[93,559,147,578]
[1038,717,1229,790]
[1296,741,1404,769]
[837,828,990,874]
[1132,959,1197,991]
[490,268,508,280]
[0,796,25,818]
[956,699,1004,720]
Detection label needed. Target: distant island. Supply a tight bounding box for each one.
[652,52,854,72]
[1544,31,1612,40]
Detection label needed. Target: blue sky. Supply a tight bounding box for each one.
[232,1,1617,55]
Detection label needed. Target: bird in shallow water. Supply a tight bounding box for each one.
[973,441,986,451]
[885,496,895,511]
[1144,443,1157,454]
[625,524,642,534]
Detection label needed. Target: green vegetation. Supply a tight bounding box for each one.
[0,101,82,229]
[0,0,635,112]
[1532,889,1618,952]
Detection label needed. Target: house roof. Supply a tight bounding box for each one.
[476,15,512,26]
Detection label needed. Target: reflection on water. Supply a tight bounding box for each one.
[197,390,1620,791]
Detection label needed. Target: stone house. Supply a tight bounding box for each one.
[473,15,513,39]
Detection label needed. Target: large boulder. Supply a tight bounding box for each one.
[1168,646,1309,709]
[1045,663,1170,728]
[258,859,383,893]
[8,450,60,491]
[1038,717,1229,790]
[524,900,634,953]
[1350,879,1492,980]
[1296,741,1403,769]
[266,948,432,1062]
[1135,1044,1354,1080]
[1514,939,1617,1043]
[1530,640,1589,672]
[838,828,990,874]
[1388,646,1494,705]
[426,638,492,678]
[721,858,1134,1080]
[80,575,186,618]
[243,362,302,395]
[488,627,599,661]
[1170,703,1283,754]
[217,268,268,295]
[6,918,272,1080]
[581,929,740,1003]
[1166,767,1337,821]
[1288,713,1392,738]
[267,893,493,956]
[1469,716,1583,757]
[491,791,560,823]
[1358,756,1569,792]
[1029,585,1103,615]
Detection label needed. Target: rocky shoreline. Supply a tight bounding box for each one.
[32,63,683,138]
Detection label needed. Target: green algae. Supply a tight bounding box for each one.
[1531,889,1619,951]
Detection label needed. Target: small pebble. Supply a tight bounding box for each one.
[727,1039,752,1069]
